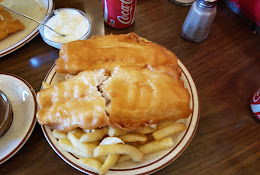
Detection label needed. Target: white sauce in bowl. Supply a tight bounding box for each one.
[43,9,90,43]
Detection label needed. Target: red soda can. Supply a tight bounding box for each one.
[102,0,137,29]
[250,88,260,120]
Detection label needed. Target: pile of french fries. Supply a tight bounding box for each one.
[42,82,187,174]
[52,121,186,174]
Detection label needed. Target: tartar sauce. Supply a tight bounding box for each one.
[44,9,90,43]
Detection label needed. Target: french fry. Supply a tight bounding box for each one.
[89,141,100,145]
[77,157,102,173]
[59,138,90,157]
[67,130,97,157]
[152,123,186,141]
[138,140,149,145]
[139,137,174,154]
[136,124,158,134]
[108,126,129,137]
[100,137,124,145]
[100,154,120,174]
[52,129,67,139]
[42,82,52,89]
[127,142,143,148]
[158,120,176,129]
[118,155,131,163]
[99,136,128,170]
[79,127,109,142]
[95,156,108,164]
[71,128,85,137]
[119,133,147,143]
[56,121,186,173]
[93,144,143,162]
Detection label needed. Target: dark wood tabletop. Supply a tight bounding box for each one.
[0,0,259,174]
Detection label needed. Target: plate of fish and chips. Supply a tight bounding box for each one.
[37,33,200,175]
[0,0,54,57]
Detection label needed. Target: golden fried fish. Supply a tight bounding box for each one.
[0,6,25,40]
[37,65,191,132]
[55,33,180,74]
[101,65,191,130]
[37,70,110,132]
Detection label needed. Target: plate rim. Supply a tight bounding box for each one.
[0,73,37,164]
[0,0,54,57]
[41,61,200,174]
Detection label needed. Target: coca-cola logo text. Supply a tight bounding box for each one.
[117,0,134,24]
[253,89,260,103]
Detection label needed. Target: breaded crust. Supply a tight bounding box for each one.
[55,33,180,74]
[37,70,110,132]
[101,65,191,130]
[36,33,191,132]
[37,65,191,131]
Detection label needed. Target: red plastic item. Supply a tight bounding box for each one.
[229,0,260,26]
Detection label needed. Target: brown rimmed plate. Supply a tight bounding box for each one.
[0,73,37,164]
[41,60,199,175]
[0,0,54,57]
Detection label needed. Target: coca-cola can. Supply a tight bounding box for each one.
[102,0,137,29]
[250,88,260,120]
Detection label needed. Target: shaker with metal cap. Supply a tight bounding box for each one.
[182,0,218,43]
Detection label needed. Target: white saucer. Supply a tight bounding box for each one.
[0,73,37,164]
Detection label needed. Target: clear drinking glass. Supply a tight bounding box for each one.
[169,0,196,6]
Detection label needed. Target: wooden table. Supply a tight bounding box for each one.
[0,0,259,174]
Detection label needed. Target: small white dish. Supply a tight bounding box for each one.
[41,59,200,175]
[39,8,91,49]
[0,73,37,164]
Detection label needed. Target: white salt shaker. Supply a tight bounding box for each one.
[182,0,217,43]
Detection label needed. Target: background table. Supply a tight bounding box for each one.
[0,0,259,174]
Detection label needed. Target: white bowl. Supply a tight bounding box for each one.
[39,8,91,49]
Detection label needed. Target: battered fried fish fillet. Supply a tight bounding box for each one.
[37,70,110,132]
[55,33,180,75]
[101,65,191,130]
[37,65,191,132]
[0,6,25,40]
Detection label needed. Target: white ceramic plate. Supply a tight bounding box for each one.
[41,61,199,175]
[0,0,54,57]
[0,73,37,164]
